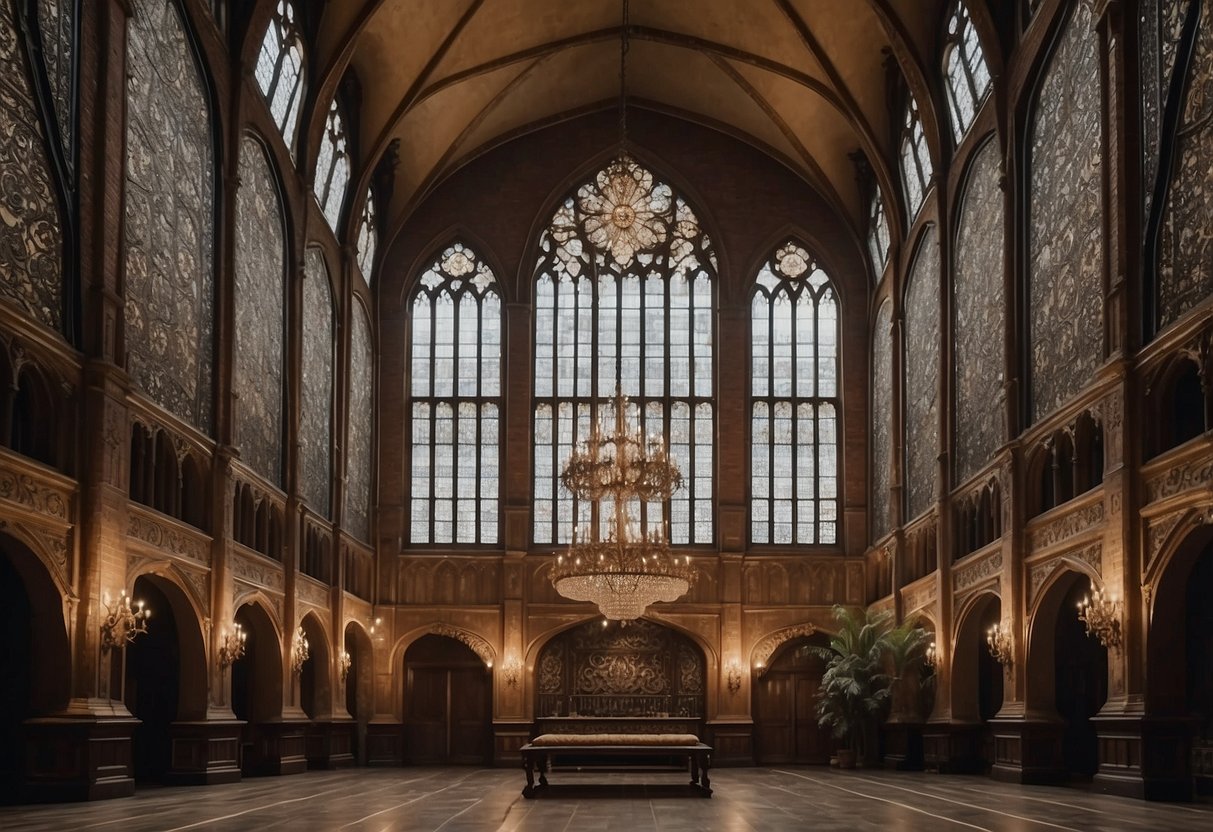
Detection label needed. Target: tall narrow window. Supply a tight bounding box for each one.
[410,243,501,544]
[313,100,350,233]
[867,190,891,278]
[533,157,715,546]
[943,3,992,143]
[356,188,377,282]
[254,0,304,153]
[900,99,933,219]
[750,242,839,545]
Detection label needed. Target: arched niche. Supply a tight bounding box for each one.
[1024,563,1103,717]
[950,591,1003,726]
[232,597,284,724]
[532,618,706,721]
[298,611,332,720]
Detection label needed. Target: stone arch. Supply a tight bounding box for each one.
[751,623,821,676]
[232,595,284,722]
[126,566,209,720]
[1024,565,1098,717]
[0,530,71,713]
[949,590,1002,724]
[1147,519,1213,716]
[389,623,497,718]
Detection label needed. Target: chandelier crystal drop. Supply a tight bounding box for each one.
[552,389,695,620]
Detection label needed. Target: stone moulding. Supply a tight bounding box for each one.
[126,504,209,563]
[428,623,495,666]
[953,550,1002,594]
[751,623,817,675]
[1027,541,1102,607]
[1026,500,1104,552]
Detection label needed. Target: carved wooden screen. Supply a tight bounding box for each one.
[1028,0,1103,421]
[346,302,374,541]
[953,141,1005,484]
[233,137,286,486]
[301,249,334,516]
[1153,1,1213,329]
[124,0,215,431]
[0,0,64,332]
[871,299,893,537]
[536,619,705,719]
[904,227,940,521]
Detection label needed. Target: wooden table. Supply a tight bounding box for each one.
[519,739,713,798]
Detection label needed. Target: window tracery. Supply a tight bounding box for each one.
[533,156,715,546]
[943,2,992,143]
[866,190,890,278]
[254,0,304,153]
[356,188,377,282]
[900,99,933,219]
[314,99,350,234]
[409,243,501,545]
[0,0,63,332]
[123,0,215,431]
[750,242,839,545]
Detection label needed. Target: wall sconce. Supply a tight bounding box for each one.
[339,650,352,682]
[502,654,522,688]
[291,626,310,675]
[100,590,150,652]
[218,622,247,668]
[924,641,938,670]
[725,660,743,695]
[369,617,382,636]
[1078,588,1123,650]
[986,622,1013,666]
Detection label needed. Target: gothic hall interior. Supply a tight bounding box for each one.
[5,0,1213,814]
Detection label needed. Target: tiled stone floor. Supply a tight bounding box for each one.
[2,767,1212,831]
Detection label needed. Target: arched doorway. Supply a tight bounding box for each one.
[0,536,70,803]
[950,593,1003,772]
[298,613,331,723]
[403,634,490,764]
[1054,576,1106,779]
[344,622,373,764]
[1148,526,1213,799]
[232,600,283,775]
[753,634,834,764]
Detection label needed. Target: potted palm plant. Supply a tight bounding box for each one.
[812,605,894,768]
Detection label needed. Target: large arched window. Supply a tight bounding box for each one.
[356,188,377,282]
[750,242,839,545]
[533,156,715,546]
[409,243,501,544]
[254,0,304,153]
[313,99,350,233]
[943,2,992,143]
[900,98,933,219]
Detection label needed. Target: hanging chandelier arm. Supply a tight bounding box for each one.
[618,0,629,153]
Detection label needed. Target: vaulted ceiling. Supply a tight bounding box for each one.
[311,0,949,237]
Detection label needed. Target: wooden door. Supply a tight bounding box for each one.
[448,667,490,763]
[403,635,490,765]
[404,667,449,764]
[754,638,833,764]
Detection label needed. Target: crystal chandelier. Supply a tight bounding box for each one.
[1077,587,1122,650]
[552,390,695,620]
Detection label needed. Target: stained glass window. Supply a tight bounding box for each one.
[900,98,933,219]
[254,0,304,154]
[533,156,716,546]
[943,3,992,143]
[313,99,350,233]
[410,243,501,544]
[356,188,377,282]
[750,242,839,545]
[867,189,891,278]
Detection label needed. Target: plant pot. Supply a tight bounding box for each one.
[837,749,856,769]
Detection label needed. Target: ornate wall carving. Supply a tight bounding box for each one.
[535,619,705,717]
[127,504,207,562]
[233,137,285,485]
[231,549,285,591]
[396,558,501,605]
[1029,0,1103,421]
[124,0,215,431]
[36,0,72,160]
[751,623,817,672]
[953,550,1002,593]
[1141,0,1191,227]
[1157,1,1213,327]
[0,0,63,331]
[0,462,69,520]
[1144,454,1213,502]
[905,227,940,520]
[872,300,893,537]
[1027,500,1105,551]
[742,558,863,606]
[1028,542,1103,605]
[954,141,1005,484]
[428,623,493,665]
[346,305,373,540]
[300,250,334,516]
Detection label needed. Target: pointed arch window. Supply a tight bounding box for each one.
[254,0,304,153]
[313,100,350,233]
[943,3,992,143]
[409,243,501,544]
[750,242,839,545]
[867,190,891,278]
[356,188,377,282]
[533,156,716,547]
[900,99,933,219]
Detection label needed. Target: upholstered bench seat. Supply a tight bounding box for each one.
[519,734,713,798]
[528,732,700,747]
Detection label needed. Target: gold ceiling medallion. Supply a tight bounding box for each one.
[551,389,695,620]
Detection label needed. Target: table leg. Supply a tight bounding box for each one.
[523,754,536,798]
[701,752,712,796]
[689,752,700,786]
[538,753,549,787]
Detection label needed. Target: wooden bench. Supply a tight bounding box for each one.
[519,733,712,798]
